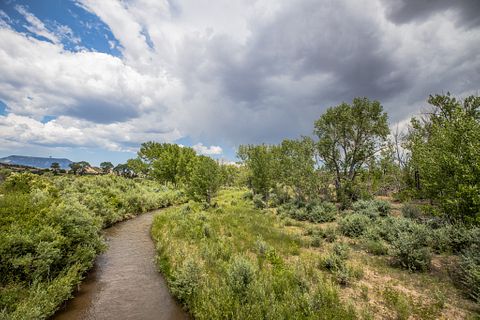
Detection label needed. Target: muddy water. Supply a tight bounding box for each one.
[53,211,188,320]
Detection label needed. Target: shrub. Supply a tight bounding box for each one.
[364,239,389,255]
[390,226,431,271]
[447,225,480,254]
[383,287,412,320]
[308,202,337,223]
[401,203,423,220]
[310,235,322,248]
[253,194,267,209]
[227,256,256,297]
[339,214,371,237]
[352,200,379,219]
[282,201,337,223]
[459,245,480,303]
[171,259,202,305]
[374,200,391,216]
[320,243,360,286]
[321,226,338,243]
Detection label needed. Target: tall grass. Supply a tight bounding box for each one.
[152,189,356,319]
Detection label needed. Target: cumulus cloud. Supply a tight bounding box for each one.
[0,0,479,160]
[192,143,223,155]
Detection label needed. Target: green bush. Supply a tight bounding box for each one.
[459,245,480,303]
[390,225,431,271]
[339,213,371,237]
[401,202,423,220]
[364,240,388,255]
[252,194,266,209]
[170,259,202,306]
[227,256,256,297]
[308,202,337,223]
[374,200,391,216]
[352,199,390,219]
[320,243,360,286]
[280,200,337,223]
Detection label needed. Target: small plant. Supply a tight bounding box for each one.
[364,239,388,255]
[339,213,371,237]
[227,256,256,297]
[320,243,359,286]
[321,226,338,243]
[383,286,412,320]
[310,235,322,248]
[401,202,423,220]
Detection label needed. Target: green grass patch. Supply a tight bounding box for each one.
[152,188,356,319]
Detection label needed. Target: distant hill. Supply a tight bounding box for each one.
[0,155,73,169]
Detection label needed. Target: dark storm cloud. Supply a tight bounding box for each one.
[383,0,480,28]
[65,97,139,124]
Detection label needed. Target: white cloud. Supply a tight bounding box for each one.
[192,143,223,155]
[15,5,60,44]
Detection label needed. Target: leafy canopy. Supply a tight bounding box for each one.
[314,97,389,203]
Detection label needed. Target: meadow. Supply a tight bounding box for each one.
[152,188,480,319]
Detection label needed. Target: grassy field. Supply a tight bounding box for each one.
[0,173,183,320]
[152,188,480,320]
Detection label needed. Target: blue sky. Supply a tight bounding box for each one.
[0,0,479,165]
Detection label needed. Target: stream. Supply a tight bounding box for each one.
[52,210,188,320]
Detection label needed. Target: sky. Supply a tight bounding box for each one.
[0,0,479,165]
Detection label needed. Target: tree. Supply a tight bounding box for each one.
[126,158,149,177]
[138,142,196,185]
[406,93,480,224]
[76,161,91,175]
[277,137,317,201]
[100,161,114,174]
[113,163,132,177]
[50,162,60,174]
[314,97,389,205]
[69,162,81,175]
[237,144,278,200]
[186,155,221,203]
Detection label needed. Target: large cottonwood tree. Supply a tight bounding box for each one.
[314,97,389,204]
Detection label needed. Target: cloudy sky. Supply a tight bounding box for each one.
[0,0,479,165]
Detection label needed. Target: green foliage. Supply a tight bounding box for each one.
[339,213,371,237]
[363,239,389,256]
[237,144,277,199]
[314,97,390,204]
[186,155,221,204]
[352,199,391,219]
[459,245,480,303]
[227,256,256,297]
[320,243,361,286]
[279,200,337,223]
[171,258,202,306]
[0,173,180,319]
[406,94,480,224]
[390,227,431,271]
[276,137,318,201]
[99,161,114,173]
[252,194,266,209]
[401,202,423,220]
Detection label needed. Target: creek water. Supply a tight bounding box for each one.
[52,211,188,320]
